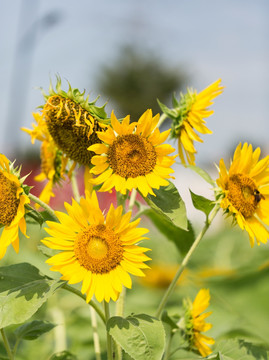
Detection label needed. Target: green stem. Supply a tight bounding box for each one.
[0,328,14,360]
[71,172,80,203]
[155,205,220,319]
[163,332,173,360]
[62,284,105,324]
[157,113,168,128]
[90,306,102,360]
[128,189,137,212]
[104,301,113,360]
[28,193,58,222]
[114,287,126,360]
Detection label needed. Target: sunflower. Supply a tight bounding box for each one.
[0,154,30,259]
[42,190,151,302]
[88,109,176,197]
[183,289,214,357]
[22,112,65,205]
[140,263,189,289]
[216,142,269,247]
[159,79,224,165]
[41,76,110,166]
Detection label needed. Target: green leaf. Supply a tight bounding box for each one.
[14,320,56,341]
[189,190,215,218]
[0,263,46,292]
[0,263,65,327]
[39,210,59,222]
[37,244,55,259]
[143,209,195,255]
[107,314,166,360]
[169,349,201,359]
[214,339,269,360]
[187,165,215,186]
[145,181,188,231]
[49,351,78,360]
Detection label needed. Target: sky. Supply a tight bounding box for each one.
[0,0,268,167]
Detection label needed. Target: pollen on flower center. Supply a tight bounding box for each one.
[107,134,157,178]
[227,173,260,218]
[74,224,124,274]
[0,172,20,225]
[87,237,108,259]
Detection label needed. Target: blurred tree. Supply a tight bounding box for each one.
[96,46,187,121]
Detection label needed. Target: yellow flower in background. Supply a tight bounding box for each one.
[22,112,65,205]
[140,263,189,289]
[89,109,176,197]
[178,79,223,165]
[0,154,30,259]
[42,191,151,303]
[159,79,223,165]
[216,142,269,247]
[184,289,214,357]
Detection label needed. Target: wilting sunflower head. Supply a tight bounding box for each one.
[42,190,151,303]
[182,289,214,357]
[158,79,224,165]
[41,76,110,166]
[88,109,176,197]
[216,142,269,247]
[0,154,30,259]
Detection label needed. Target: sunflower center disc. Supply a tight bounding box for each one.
[107,134,157,178]
[87,237,108,259]
[227,173,260,218]
[0,172,20,225]
[74,224,124,274]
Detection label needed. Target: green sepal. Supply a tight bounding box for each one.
[157,99,179,120]
[21,184,33,195]
[161,310,179,331]
[172,92,180,108]
[158,90,197,139]
[42,75,110,123]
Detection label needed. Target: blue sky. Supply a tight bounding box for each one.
[1,0,268,165]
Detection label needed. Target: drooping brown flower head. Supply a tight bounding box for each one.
[41,77,110,166]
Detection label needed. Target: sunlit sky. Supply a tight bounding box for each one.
[1,0,268,166]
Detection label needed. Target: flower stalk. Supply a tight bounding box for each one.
[62,284,105,324]
[28,192,58,222]
[104,301,113,360]
[155,204,220,319]
[1,328,14,360]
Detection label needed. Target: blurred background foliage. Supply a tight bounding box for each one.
[96,45,187,121]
